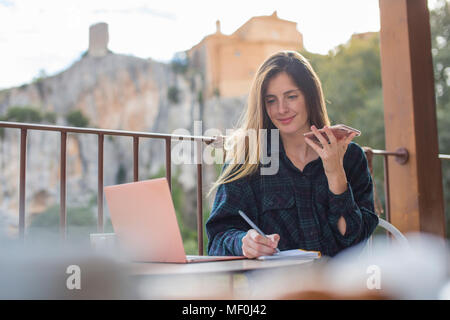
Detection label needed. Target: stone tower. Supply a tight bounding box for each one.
[88,22,109,57]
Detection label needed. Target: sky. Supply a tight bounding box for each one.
[0,0,440,90]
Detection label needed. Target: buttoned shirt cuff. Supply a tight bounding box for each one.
[222,229,246,256]
[235,232,245,256]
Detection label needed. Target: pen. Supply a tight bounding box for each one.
[238,210,281,253]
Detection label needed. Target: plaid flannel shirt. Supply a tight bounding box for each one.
[206,135,379,257]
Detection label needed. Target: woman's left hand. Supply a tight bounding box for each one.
[304,125,357,194]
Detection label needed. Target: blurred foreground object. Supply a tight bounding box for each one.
[0,239,137,299]
[248,233,449,300]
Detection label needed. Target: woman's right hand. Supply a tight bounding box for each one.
[242,229,280,258]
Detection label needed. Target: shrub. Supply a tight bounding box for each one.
[167,86,180,104]
[2,106,43,123]
[29,205,96,230]
[115,163,127,184]
[43,111,57,124]
[28,204,98,243]
[66,110,89,128]
[197,90,204,105]
[170,52,189,74]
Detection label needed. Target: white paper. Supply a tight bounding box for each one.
[257,249,321,260]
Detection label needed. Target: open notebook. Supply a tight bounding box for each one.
[257,249,321,261]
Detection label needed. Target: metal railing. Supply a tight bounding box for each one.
[1,120,449,254]
[363,147,450,221]
[0,121,216,255]
[363,147,409,221]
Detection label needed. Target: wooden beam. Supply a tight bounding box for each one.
[379,0,445,236]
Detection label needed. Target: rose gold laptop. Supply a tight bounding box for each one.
[104,178,245,263]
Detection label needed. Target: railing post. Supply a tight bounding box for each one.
[165,138,172,191]
[19,128,27,240]
[196,140,203,255]
[60,131,67,239]
[98,134,104,232]
[383,155,391,223]
[133,136,139,182]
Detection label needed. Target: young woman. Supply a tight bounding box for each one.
[206,51,378,258]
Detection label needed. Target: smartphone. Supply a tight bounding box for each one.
[303,124,361,144]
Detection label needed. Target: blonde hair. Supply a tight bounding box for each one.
[208,51,330,196]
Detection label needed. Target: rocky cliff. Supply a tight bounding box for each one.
[0,52,246,235]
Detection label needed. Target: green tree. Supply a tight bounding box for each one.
[28,204,97,244]
[115,163,127,184]
[43,111,57,124]
[431,0,450,111]
[1,105,43,123]
[167,86,180,104]
[1,105,42,138]
[430,0,450,236]
[30,205,96,229]
[66,110,89,128]
[302,33,383,144]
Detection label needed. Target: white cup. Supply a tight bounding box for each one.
[90,233,117,254]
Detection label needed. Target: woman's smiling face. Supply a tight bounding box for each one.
[264,71,310,135]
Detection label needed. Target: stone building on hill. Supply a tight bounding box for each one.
[88,22,109,57]
[187,11,304,98]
